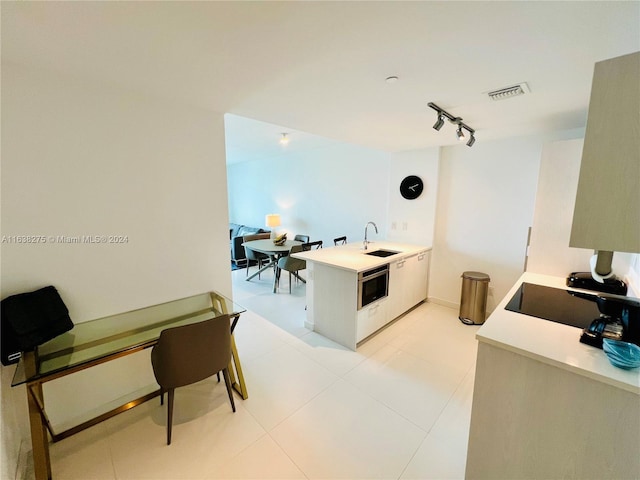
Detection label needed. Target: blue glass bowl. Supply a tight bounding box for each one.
[602,339,640,369]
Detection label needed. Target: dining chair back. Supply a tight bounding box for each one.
[302,240,323,251]
[243,233,272,278]
[293,234,310,243]
[151,315,235,445]
[276,244,306,293]
[333,236,347,246]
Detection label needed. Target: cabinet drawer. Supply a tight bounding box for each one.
[356,299,388,342]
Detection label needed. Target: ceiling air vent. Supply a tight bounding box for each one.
[488,82,530,101]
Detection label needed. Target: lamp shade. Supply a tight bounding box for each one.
[265,214,281,228]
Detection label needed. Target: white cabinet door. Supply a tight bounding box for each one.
[411,251,429,306]
[388,259,407,320]
[388,251,430,320]
[402,254,419,313]
[356,299,388,342]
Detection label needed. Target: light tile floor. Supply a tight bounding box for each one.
[46,267,479,479]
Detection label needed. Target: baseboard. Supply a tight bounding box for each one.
[427,296,459,311]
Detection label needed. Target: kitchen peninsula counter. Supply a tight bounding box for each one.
[294,242,431,350]
[292,241,431,272]
[466,272,640,479]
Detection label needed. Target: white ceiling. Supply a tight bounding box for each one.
[3,1,639,163]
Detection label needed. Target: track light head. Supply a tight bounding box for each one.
[433,113,445,131]
[456,126,465,141]
[466,134,476,147]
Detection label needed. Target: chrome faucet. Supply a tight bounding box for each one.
[363,221,378,250]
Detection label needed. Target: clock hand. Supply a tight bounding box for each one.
[409,184,419,191]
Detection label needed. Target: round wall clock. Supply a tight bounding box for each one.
[399,175,424,200]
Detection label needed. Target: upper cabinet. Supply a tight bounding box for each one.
[570,52,640,254]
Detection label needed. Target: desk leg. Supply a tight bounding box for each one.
[29,382,51,480]
[228,334,248,399]
[24,351,52,480]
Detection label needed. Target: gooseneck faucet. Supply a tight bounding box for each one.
[363,221,378,250]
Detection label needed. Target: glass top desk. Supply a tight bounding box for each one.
[11,291,247,480]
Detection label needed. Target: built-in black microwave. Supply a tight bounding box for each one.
[357,264,389,310]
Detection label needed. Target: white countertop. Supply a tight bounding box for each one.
[292,241,431,273]
[478,272,640,394]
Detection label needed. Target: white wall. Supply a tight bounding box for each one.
[527,138,593,276]
[620,253,640,297]
[429,130,585,313]
[387,148,440,246]
[1,62,231,478]
[527,138,640,297]
[227,141,392,246]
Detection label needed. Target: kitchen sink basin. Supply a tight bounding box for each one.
[365,249,400,258]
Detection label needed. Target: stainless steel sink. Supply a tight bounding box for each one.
[364,249,400,258]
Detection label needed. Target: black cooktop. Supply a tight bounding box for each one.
[505,283,601,329]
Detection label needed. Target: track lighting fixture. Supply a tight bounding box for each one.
[428,102,476,147]
[433,113,445,131]
[279,133,289,145]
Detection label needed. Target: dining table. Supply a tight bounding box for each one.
[241,238,303,292]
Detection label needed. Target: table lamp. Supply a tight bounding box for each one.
[265,214,281,240]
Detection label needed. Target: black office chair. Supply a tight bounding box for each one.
[333,236,347,246]
[302,240,323,251]
[294,234,310,243]
[151,315,235,445]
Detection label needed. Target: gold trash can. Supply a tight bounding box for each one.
[459,271,490,325]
